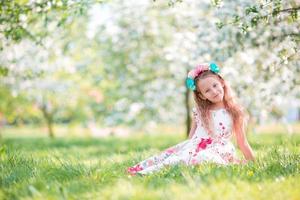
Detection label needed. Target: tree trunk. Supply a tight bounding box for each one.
[41,106,55,138]
[185,83,191,138]
[45,114,54,138]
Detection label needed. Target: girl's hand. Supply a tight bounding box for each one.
[239,158,255,165]
[233,159,248,165]
[240,159,248,165]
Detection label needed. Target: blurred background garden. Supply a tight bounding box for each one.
[0,0,299,199]
[0,0,299,138]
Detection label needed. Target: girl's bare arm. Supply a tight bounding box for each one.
[235,127,255,161]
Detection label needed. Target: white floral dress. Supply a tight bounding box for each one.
[127,107,240,175]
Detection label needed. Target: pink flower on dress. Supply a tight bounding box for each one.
[165,147,176,154]
[223,153,234,162]
[191,159,198,165]
[127,164,143,176]
[147,160,154,166]
[195,138,212,153]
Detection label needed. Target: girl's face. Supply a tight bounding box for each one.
[197,76,224,103]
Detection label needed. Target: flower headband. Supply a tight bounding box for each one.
[186,62,220,91]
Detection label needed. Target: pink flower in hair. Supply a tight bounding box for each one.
[187,63,210,79]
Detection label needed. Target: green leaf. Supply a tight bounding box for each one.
[291,9,298,21]
[241,23,249,33]
[250,16,260,27]
[245,6,258,15]
[233,15,240,24]
[215,21,224,29]
[211,0,223,7]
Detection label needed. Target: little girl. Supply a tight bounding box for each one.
[127,63,255,176]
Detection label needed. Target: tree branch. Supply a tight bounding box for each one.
[279,7,300,13]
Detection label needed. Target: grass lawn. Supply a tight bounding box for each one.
[0,132,299,200]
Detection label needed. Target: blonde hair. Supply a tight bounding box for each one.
[193,70,248,137]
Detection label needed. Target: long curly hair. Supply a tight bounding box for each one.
[193,70,248,137]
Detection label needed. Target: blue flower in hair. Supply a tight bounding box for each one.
[209,63,220,73]
[186,77,196,91]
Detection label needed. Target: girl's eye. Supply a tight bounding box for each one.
[213,84,217,87]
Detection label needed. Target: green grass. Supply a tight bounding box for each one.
[0,133,299,200]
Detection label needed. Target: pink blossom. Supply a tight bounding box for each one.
[187,64,209,79]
